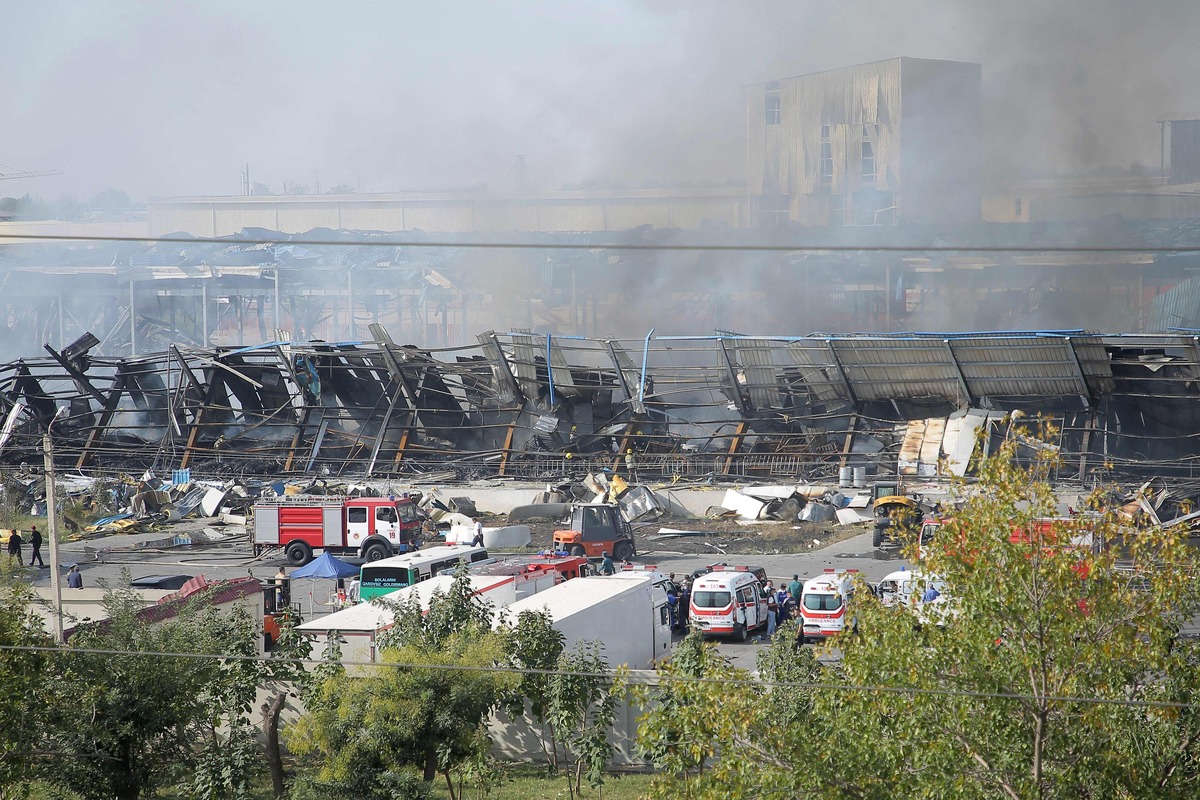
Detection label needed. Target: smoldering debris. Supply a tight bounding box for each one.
[6,327,1200,485]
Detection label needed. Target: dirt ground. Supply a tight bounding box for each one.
[490,514,872,557]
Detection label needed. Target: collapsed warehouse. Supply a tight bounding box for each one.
[5,325,1200,485]
[3,221,1200,484]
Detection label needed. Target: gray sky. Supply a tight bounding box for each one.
[2,1,1198,201]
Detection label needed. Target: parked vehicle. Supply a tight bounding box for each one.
[499,572,673,668]
[799,568,860,643]
[871,482,926,548]
[356,545,489,602]
[552,503,636,560]
[252,495,423,566]
[688,565,769,641]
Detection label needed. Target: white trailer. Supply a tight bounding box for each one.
[498,572,673,669]
[298,573,532,663]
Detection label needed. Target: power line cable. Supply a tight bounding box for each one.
[2,232,1200,254]
[0,642,1195,710]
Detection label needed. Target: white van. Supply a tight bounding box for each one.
[875,568,945,607]
[799,569,859,643]
[688,565,768,641]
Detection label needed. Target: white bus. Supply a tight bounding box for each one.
[356,545,489,602]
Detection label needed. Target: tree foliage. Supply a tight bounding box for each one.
[547,640,620,798]
[41,579,261,800]
[0,562,54,793]
[285,569,516,800]
[639,432,1200,799]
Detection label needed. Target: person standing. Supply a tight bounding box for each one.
[624,449,637,482]
[6,530,22,565]
[28,525,45,568]
[66,564,83,589]
[599,551,616,576]
[788,574,803,603]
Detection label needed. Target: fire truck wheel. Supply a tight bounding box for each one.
[613,541,633,562]
[570,545,586,558]
[364,542,390,562]
[285,541,312,566]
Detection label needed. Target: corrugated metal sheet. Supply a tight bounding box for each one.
[830,337,959,401]
[784,340,847,403]
[948,336,1086,398]
[728,338,779,410]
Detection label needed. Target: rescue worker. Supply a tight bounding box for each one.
[788,574,803,603]
[763,580,778,636]
[6,529,22,565]
[624,449,637,482]
[599,551,616,576]
[29,525,45,568]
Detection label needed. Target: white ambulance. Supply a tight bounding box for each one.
[688,565,768,641]
[798,568,859,644]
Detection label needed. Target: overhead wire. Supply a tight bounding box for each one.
[1,641,1196,711]
[3,231,1200,254]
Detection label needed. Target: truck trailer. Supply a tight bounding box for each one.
[498,572,673,669]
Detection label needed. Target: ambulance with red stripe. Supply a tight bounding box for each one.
[799,568,859,644]
[688,565,768,641]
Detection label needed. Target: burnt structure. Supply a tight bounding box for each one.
[746,57,982,227]
[7,327,1200,483]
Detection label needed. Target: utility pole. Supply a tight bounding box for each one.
[42,408,67,643]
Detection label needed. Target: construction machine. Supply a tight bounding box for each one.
[552,503,636,561]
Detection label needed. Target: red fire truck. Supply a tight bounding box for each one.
[252,495,424,566]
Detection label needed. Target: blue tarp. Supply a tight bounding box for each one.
[289,552,360,579]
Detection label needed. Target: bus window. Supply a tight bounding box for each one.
[470,551,489,563]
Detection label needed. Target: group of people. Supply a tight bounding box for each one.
[5,524,84,588]
[598,551,634,576]
[760,574,805,638]
[664,572,692,633]
[6,525,46,568]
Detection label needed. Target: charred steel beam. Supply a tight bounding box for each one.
[715,338,748,415]
[477,331,522,405]
[825,340,858,407]
[42,343,109,409]
[1063,337,1092,408]
[75,372,127,469]
[942,339,974,407]
[178,366,226,470]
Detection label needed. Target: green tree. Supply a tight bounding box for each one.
[501,609,565,768]
[41,579,259,800]
[285,569,517,799]
[0,561,55,795]
[638,432,1200,799]
[548,641,620,798]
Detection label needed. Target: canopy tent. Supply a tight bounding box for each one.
[290,552,360,579]
[288,552,360,614]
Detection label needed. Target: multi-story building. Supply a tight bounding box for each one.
[746,57,982,227]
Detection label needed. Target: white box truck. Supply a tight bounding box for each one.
[498,572,673,669]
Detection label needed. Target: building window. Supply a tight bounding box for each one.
[861,124,877,185]
[765,82,781,125]
[820,124,833,187]
[1014,198,1023,216]
[758,194,790,228]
